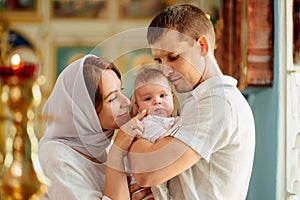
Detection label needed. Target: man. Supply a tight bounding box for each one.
[128,4,255,200]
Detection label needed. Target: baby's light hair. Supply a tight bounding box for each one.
[134,64,167,89]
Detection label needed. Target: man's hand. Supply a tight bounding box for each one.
[128,176,153,200]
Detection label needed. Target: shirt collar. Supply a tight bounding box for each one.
[191,75,238,97]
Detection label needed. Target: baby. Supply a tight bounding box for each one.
[130,65,179,143]
[128,65,179,199]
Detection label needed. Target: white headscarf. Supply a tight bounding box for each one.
[39,54,114,163]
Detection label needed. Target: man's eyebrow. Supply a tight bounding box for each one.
[103,90,118,100]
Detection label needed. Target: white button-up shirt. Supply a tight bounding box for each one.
[168,75,255,200]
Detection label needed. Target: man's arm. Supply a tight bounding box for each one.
[128,136,201,187]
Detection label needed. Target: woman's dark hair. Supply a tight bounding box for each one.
[83,56,121,113]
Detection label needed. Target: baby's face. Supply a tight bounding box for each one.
[135,79,174,117]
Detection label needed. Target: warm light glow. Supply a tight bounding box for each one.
[11,54,23,70]
[1,85,9,103]
[37,75,46,86]
[32,83,42,107]
[11,163,22,177]
[205,13,211,20]
[15,112,23,123]
[11,54,21,65]
[27,109,35,120]
[10,86,21,103]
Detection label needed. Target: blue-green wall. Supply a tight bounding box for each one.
[245,88,278,200]
[245,1,280,199]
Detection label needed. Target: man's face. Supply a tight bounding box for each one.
[150,30,204,93]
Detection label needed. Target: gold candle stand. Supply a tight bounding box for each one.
[0,62,50,200]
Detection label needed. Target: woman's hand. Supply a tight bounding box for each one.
[120,109,146,138]
[114,110,147,151]
[104,110,148,199]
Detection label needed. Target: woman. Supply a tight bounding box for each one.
[38,54,147,199]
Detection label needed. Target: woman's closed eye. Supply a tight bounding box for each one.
[108,95,117,103]
[108,88,124,103]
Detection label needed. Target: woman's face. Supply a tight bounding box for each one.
[98,69,130,130]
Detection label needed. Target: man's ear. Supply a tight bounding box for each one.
[197,36,209,56]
